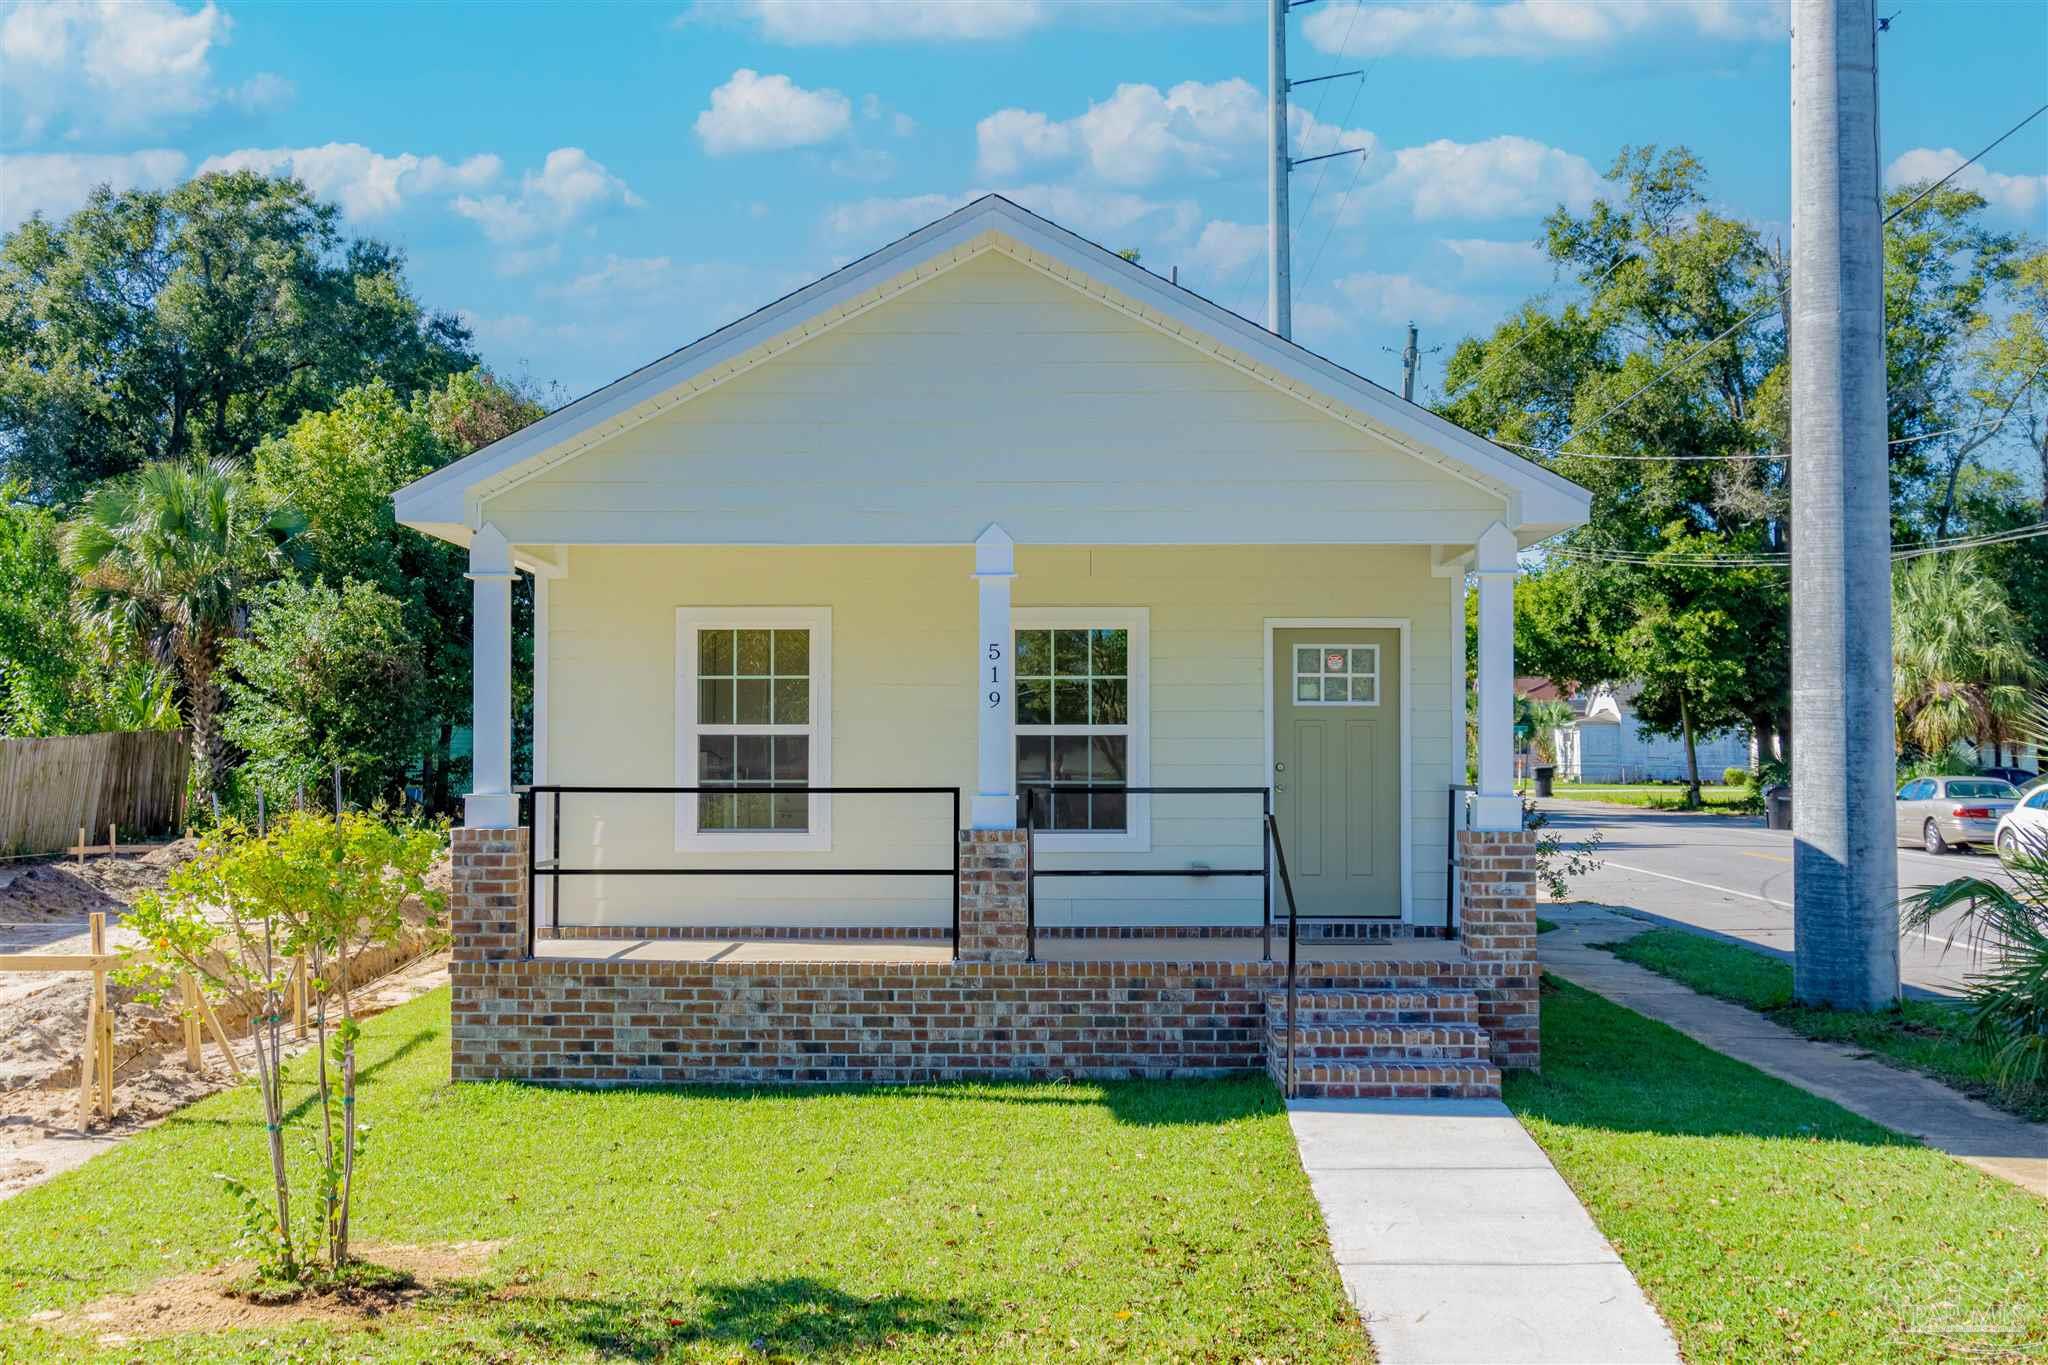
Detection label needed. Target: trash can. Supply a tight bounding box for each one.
[1534,765,1555,798]
[1764,784,1792,830]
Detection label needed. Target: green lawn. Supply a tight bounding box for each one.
[1520,780,1759,812]
[0,989,1365,1362]
[1508,977,2048,1363]
[1602,926,2046,1122]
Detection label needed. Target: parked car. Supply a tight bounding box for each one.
[1895,776,2022,854]
[1994,783,2048,857]
[1975,766,2039,788]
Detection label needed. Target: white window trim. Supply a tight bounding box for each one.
[675,606,833,853]
[1290,641,1382,707]
[1012,606,1151,854]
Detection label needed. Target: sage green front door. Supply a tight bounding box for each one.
[1272,628,1401,918]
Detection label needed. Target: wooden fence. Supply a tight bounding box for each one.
[0,730,190,857]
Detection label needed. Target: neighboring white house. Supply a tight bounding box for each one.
[394,195,1590,936]
[1550,684,1751,783]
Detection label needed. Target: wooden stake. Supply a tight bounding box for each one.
[76,827,86,866]
[89,912,111,1117]
[181,973,203,1070]
[195,989,243,1080]
[292,957,307,1039]
[78,993,97,1122]
[108,822,117,858]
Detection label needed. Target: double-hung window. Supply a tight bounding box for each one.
[1012,607,1149,850]
[676,607,832,851]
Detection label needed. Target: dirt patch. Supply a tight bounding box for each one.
[0,838,196,922]
[25,1240,503,1344]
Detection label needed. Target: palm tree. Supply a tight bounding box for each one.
[63,459,300,798]
[1901,695,2048,1102]
[1892,553,2043,761]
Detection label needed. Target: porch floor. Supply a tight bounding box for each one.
[532,935,1466,966]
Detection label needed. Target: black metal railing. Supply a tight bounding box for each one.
[1267,808,1305,1099]
[1445,782,1473,939]
[1019,785,1276,962]
[518,785,962,959]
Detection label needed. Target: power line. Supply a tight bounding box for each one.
[1540,520,2048,571]
[1518,105,2047,461]
[1497,418,2021,463]
[1883,101,2048,225]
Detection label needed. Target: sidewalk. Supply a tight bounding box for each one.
[1290,1098,1680,1364]
[1541,905,2048,1196]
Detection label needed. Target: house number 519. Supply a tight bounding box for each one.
[986,641,1003,709]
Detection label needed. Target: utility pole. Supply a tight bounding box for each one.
[1267,0,1291,340]
[1266,0,1365,341]
[1790,0,1898,1010]
[1400,322,1419,401]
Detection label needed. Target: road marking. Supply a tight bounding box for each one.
[1740,850,1792,863]
[1602,861,1790,910]
[1599,860,1968,955]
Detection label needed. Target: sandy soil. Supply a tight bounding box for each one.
[0,846,453,1201]
[21,1239,502,1345]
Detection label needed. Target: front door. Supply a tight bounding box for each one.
[1272,628,1401,918]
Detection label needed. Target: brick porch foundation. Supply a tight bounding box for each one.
[1455,828,1541,1070]
[445,823,1542,1087]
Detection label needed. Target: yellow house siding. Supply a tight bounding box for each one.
[482,252,1506,548]
[538,544,1454,929]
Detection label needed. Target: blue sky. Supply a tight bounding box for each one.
[3,0,2045,406]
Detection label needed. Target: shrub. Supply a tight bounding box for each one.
[119,811,444,1280]
[1723,766,1751,788]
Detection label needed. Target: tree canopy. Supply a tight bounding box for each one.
[1441,145,2045,789]
[1,171,475,507]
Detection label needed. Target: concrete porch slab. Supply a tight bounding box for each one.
[1289,1098,1679,1365]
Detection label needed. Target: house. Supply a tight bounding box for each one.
[1551,684,1751,783]
[394,195,1591,1097]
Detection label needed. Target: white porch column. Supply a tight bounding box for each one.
[465,523,520,829]
[971,524,1017,829]
[1471,521,1522,832]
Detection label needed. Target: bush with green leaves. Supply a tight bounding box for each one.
[1722,765,1751,788]
[1521,797,1605,901]
[222,577,432,812]
[120,810,445,1282]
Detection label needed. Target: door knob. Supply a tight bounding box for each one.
[1275,762,1286,772]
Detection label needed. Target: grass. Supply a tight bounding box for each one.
[0,988,1366,1363]
[1508,977,2048,1363]
[1521,780,1759,813]
[1602,927,2046,1122]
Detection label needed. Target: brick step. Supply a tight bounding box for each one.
[1268,1056,1502,1100]
[1266,1019,1490,1061]
[1266,988,1480,1026]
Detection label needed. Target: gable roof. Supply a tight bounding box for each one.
[395,194,1590,546]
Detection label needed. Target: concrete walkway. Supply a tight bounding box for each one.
[1542,904,2048,1196]
[1290,1098,1680,1364]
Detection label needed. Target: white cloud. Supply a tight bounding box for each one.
[824,191,972,240]
[1442,237,1549,278]
[1334,272,1477,326]
[1183,220,1265,278]
[1302,0,1784,59]
[453,148,642,242]
[829,146,896,183]
[0,148,187,227]
[695,69,853,155]
[544,254,677,301]
[721,0,1048,44]
[1887,147,2047,220]
[977,78,1369,187]
[196,143,501,219]
[227,71,294,112]
[1372,136,1604,221]
[0,0,290,141]
[824,185,1196,249]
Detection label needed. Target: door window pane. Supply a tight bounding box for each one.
[1292,640,1379,706]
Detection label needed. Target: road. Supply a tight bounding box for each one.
[1534,797,2018,998]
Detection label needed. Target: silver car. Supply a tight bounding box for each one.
[1895,776,2021,854]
